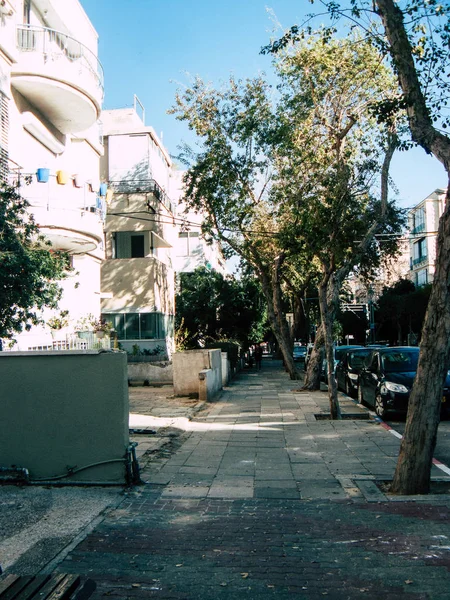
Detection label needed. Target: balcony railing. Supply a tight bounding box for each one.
[411,222,425,235]
[16,25,104,95]
[109,178,176,215]
[412,255,428,267]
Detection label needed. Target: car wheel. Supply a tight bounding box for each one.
[357,384,365,405]
[345,378,353,397]
[375,394,388,419]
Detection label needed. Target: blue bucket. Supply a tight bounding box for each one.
[36,168,50,183]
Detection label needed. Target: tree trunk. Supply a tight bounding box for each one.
[376,0,450,494]
[257,263,300,380]
[319,275,342,419]
[303,324,324,390]
[391,183,450,494]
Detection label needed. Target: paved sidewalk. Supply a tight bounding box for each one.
[4,360,450,598]
[50,360,450,599]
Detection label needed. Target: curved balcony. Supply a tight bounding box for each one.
[11,26,104,134]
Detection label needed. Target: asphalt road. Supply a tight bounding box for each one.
[386,417,450,468]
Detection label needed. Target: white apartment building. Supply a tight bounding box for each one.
[0,0,105,350]
[100,105,177,358]
[170,168,227,275]
[409,188,446,286]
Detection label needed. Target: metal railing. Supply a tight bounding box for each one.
[412,255,428,267]
[16,25,104,95]
[411,222,425,235]
[109,178,176,215]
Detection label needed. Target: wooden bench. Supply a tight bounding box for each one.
[0,574,96,599]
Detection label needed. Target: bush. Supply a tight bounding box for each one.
[205,340,241,370]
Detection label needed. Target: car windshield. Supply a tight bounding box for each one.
[381,351,419,373]
[348,350,371,369]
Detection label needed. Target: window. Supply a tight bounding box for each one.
[416,268,428,286]
[115,232,149,258]
[413,237,427,264]
[103,313,172,340]
[131,235,145,258]
[0,92,8,182]
[23,0,31,24]
[413,207,425,232]
[177,231,200,256]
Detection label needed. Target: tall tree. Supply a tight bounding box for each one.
[171,77,306,379]
[272,0,450,489]
[268,32,404,416]
[0,183,69,339]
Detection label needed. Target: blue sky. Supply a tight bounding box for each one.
[81,0,447,209]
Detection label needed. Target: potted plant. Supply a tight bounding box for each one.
[47,310,69,337]
[90,317,113,339]
[75,313,95,339]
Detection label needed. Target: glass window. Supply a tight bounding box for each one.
[382,351,419,373]
[141,313,158,339]
[413,207,425,231]
[348,350,371,369]
[416,268,428,286]
[102,313,166,340]
[124,314,140,339]
[177,231,201,256]
[131,235,145,258]
[115,232,147,258]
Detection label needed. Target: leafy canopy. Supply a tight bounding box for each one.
[0,183,70,339]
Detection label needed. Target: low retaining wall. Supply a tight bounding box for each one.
[0,350,129,483]
[127,361,173,385]
[173,349,222,400]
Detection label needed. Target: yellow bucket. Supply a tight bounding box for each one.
[56,170,69,185]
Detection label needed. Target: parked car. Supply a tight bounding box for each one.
[321,345,364,381]
[293,344,307,365]
[358,346,450,418]
[335,347,372,398]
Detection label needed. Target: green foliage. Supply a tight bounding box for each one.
[204,340,242,370]
[375,278,431,344]
[47,310,69,330]
[0,183,70,339]
[175,267,268,350]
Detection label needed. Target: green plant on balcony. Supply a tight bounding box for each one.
[90,317,113,338]
[47,310,69,331]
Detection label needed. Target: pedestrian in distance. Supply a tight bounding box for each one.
[254,343,263,371]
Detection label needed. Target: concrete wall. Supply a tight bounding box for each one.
[221,352,230,387]
[0,350,129,483]
[128,361,173,385]
[173,349,222,399]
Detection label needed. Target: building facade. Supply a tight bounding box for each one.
[408,188,446,286]
[100,106,176,358]
[171,170,228,275]
[0,0,105,350]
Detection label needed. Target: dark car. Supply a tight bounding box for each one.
[293,344,307,365]
[321,345,364,381]
[358,346,450,418]
[335,347,372,398]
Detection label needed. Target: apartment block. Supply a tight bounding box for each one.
[0,0,105,349]
[100,105,176,358]
[408,188,446,286]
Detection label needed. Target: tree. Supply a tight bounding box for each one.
[171,76,305,379]
[0,183,69,339]
[269,0,450,491]
[175,267,267,350]
[312,0,450,492]
[375,279,431,345]
[268,31,404,416]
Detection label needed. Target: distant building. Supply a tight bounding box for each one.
[171,169,227,275]
[100,104,176,358]
[408,188,446,286]
[0,0,105,350]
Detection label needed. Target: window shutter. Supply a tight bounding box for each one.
[0,92,9,182]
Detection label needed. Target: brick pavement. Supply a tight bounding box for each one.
[54,360,450,598]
